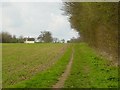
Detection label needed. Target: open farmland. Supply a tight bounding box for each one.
[2,43,118,88]
[2,43,69,87]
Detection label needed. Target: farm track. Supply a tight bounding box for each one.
[52,47,74,88]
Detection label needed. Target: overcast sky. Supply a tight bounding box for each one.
[0,1,80,41]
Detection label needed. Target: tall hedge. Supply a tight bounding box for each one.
[63,2,118,62]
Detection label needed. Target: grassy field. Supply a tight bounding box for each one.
[2,43,118,88]
[2,43,70,88]
[64,43,118,88]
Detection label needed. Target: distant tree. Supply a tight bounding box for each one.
[0,32,26,43]
[53,37,59,43]
[18,36,24,43]
[67,40,70,43]
[68,37,81,43]
[1,32,12,43]
[0,33,2,43]
[37,31,53,43]
[12,35,18,43]
[61,39,65,43]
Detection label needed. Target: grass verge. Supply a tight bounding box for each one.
[64,43,118,88]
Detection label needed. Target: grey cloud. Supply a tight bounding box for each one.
[2,2,79,40]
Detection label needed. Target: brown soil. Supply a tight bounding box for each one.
[52,48,74,88]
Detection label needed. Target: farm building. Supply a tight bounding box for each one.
[24,38,35,43]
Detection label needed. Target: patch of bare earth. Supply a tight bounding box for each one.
[52,48,74,88]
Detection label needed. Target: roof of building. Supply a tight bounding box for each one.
[26,38,35,41]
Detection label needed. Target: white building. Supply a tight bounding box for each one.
[24,38,35,43]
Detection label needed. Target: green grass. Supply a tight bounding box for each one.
[8,44,72,88]
[2,43,118,88]
[64,43,118,88]
[2,43,69,88]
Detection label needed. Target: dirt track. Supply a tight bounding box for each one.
[53,48,74,88]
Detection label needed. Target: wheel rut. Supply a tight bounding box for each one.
[52,48,74,88]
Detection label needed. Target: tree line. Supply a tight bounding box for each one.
[0,31,66,43]
[63,2,118,62]
[0,32,24,43]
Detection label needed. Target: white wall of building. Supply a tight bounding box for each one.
[24,41,35,43]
